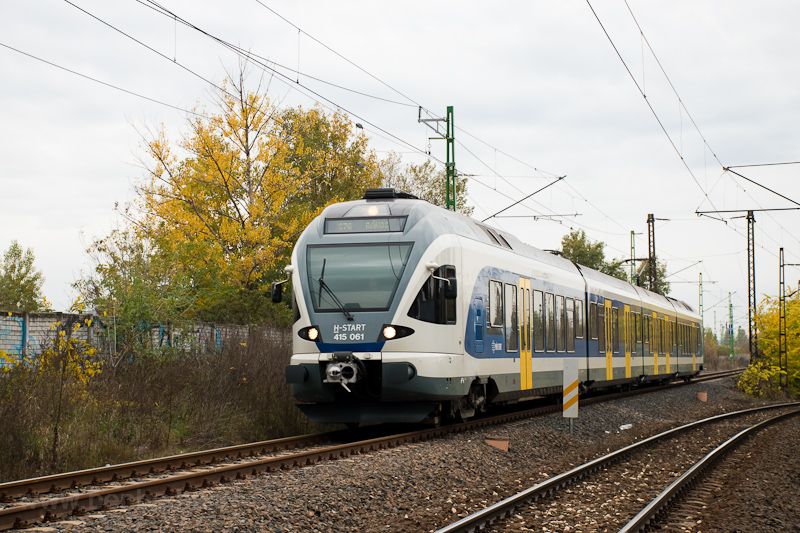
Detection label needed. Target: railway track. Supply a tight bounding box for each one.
[434,399,799,533]
[0,368,742,531]
[620,408,800,532]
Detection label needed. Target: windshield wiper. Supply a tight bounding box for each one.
[318,258,354,321]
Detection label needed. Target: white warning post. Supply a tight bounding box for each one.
[563,358,579,419]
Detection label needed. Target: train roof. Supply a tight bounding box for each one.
[317,190,698,317]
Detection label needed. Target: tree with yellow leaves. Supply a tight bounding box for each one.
[83,69,380,325]
[737,294,800,397]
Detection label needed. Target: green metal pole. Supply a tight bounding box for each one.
[700,272,705,336]
[445,106,456,211]
[630,231,635,283]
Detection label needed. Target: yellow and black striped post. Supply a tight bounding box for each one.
[563,359,579,436]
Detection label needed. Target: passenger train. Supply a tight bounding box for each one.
[277,188,703,425]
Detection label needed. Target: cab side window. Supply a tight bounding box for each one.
[407,265,456,324]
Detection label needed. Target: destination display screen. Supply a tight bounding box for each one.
[324,216,407,234]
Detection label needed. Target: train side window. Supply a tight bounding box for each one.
[524,288,531,351]
[589,302,597,340]
[653,318,659,353]
[556,295,565,353]
[612,307,619,353]
[624,309,631,350]
[672,321,677,348]
[533,290,544,352]
[444,266,456,323]
[640,313,645,345]
[407,265,457,325]
[505,284,519,352]
[597,301,605,354]
[667,319,675,352]
[575,300,584,339]
[545,293,556,352]
[566,298,575,352]
[488,280,504,328]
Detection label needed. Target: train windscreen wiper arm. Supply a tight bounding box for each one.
[317,258,354,321]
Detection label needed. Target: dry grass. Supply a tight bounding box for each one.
[0,326,319,482]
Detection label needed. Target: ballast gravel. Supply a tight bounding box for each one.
[28,377,792,533]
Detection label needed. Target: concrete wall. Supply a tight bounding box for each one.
[0,312,100,365]
[0,311,288,367]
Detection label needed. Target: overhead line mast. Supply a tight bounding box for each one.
[696,206,800,363]
[419,106,457,211]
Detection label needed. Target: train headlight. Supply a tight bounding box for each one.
[298,326,322,342]
[377,324,414,342]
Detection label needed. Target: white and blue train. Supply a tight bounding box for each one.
[278,189,702,425]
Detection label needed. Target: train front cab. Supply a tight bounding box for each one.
[284,195,478,425]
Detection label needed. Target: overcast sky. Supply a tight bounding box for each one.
[2,1,799,335]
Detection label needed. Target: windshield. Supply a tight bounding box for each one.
[307,243,413,312]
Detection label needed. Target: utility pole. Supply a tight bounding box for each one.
[779,247,787,387]
[418,106,456,211]
[714,310,717,343]
[778,247,800,389]
[696,206,799,363]
[746,210,757,362]
[630,230,635,283]
[728,293,734,359]
[699,272,703,334]
[647,214,656,290]
[445,106,455,211]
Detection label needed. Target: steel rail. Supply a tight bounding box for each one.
[434,400,799,533]
[0,431,336,501]
[618,408,800,533]
[0,368,742,531]
[0,368,739,503]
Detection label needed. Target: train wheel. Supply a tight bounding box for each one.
[455,382,487,422]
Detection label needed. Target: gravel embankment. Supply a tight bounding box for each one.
[23,377,793,533]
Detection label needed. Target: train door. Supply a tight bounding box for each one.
[605,299,612,380]
[518,278,532,390]
[624,305,631,378]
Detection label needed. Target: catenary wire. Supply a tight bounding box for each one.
[132,0,416,108]
[622,0,724,170]
[0,41,208,119]
[250,0,424,109]
[74,0,437,164]
[584,0,719,213]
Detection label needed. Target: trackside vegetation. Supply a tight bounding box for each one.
[735,295,800,398]
[0,322,312,482]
